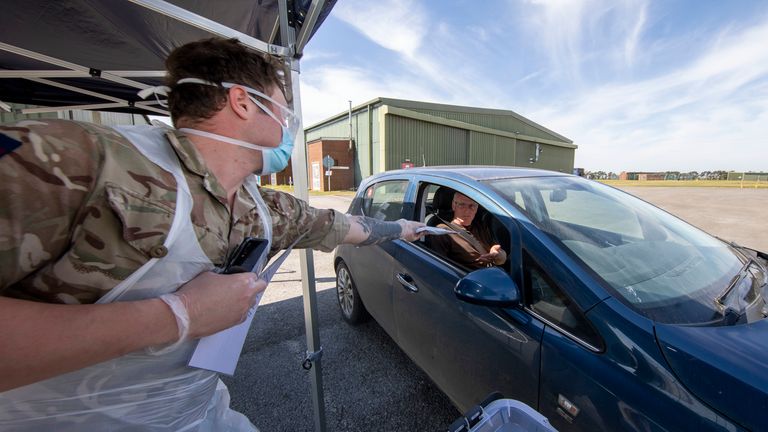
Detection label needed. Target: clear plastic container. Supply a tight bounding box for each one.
[449,398,557,432]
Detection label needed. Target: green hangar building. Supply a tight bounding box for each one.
[303,97,576,189]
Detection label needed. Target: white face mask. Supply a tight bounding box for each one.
[138,78,301,175]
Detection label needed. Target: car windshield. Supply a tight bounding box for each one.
[485,176,746,324]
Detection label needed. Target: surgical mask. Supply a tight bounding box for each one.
[176,126,294,175]
[138,78,300,175]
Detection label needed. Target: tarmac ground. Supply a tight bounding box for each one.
[222,186,767,431]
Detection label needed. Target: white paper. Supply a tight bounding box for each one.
[416,226,454,235]
[188,234,305,375]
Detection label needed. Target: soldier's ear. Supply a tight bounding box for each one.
[228,86,250,120]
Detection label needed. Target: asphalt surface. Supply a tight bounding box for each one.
[222,187,768,431]
[222,194,459,432]
[619,186,767,252]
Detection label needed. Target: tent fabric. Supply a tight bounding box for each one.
[0,0,336,114]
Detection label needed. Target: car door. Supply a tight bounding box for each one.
[347,179,410,338]
[391,180,545,412]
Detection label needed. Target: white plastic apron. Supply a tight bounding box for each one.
[0,125,271,431]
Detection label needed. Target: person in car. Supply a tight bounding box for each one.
[430,192,507,269]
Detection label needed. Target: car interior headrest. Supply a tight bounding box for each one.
[432,187,455,215]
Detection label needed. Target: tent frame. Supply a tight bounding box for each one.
[1,0,328,430]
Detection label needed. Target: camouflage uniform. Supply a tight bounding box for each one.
[0,119,350,304]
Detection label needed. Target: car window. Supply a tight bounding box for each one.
[525,253,602,350]
[361,180,408,221]
[417,183,511,273]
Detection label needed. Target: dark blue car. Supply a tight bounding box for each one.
[334,167,768,431]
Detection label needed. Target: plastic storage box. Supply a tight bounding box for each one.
[449,397,557,432]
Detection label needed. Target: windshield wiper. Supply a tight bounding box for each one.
[715,258,753,307]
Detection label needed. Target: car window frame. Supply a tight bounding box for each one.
[521,250,605,352]
[360,179,410,221]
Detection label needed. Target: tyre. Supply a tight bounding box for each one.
[335,261,369,324]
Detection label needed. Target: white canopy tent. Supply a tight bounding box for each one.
[0,0,335,430]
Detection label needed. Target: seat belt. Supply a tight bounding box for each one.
[434,215,488,255]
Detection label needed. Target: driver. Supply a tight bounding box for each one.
[431,192,507,269]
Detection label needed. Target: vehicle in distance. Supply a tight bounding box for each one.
[334,166,768,431]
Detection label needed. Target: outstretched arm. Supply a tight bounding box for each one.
[344,216,424,245]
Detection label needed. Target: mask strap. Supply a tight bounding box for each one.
[247,96,287,129]
[177,128,273,152]
[137,85,171,107]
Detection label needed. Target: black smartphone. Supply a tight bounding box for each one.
[222,237,269,274]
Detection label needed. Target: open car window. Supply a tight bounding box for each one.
[416,183,511,273]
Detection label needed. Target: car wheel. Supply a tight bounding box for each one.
[335,261,369,324]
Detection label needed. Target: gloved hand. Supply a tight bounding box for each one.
[397,219,427,242]
[173,271,267,339]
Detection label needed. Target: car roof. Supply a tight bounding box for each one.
[372,166,572,182]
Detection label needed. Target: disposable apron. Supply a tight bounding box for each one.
[0,125,272,431]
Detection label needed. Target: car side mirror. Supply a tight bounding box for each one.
[454,267,520,307]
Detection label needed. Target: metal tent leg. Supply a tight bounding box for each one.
[289,65,327,432]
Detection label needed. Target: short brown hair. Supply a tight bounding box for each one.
[164,37,284,125]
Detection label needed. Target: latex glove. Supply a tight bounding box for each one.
[174,271,267,339]
[397,219,426,242]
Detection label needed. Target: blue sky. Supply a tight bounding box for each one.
[299,0,768,173]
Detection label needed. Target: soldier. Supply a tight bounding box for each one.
[0,38,424,431]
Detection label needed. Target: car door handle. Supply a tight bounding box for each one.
[396,273,419,292]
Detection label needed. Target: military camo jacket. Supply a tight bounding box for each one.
[0,119,349,304]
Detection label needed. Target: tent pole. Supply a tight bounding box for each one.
[0,70,164,78]
[0,42,150,90]
[294,0,326,56]
[280,1,327,431]
[291,52,329,432]
[125,0,288,56]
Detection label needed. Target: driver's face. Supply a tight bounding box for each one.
[452,193,478,226]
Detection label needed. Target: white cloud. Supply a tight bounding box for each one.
[299,65,439,126]
[300,1,768,173]
[522,0,650,80]
[303,0,508,119]
[624,3,647,66]
[334,0,427,58]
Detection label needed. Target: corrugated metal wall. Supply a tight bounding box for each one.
[385,115,467,170]
[412,109,556,142]
[307,100,575,185]
[306,109,375,185]
[354,109,368,182]
[370,106,380,180]
[306,117,350,141]
[516,139,573,173]
[468,131,516,165]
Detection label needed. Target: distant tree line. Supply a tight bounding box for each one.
[582,170,733,180]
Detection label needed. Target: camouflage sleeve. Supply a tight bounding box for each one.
[0,120,101,293]
[261,189,351,253]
